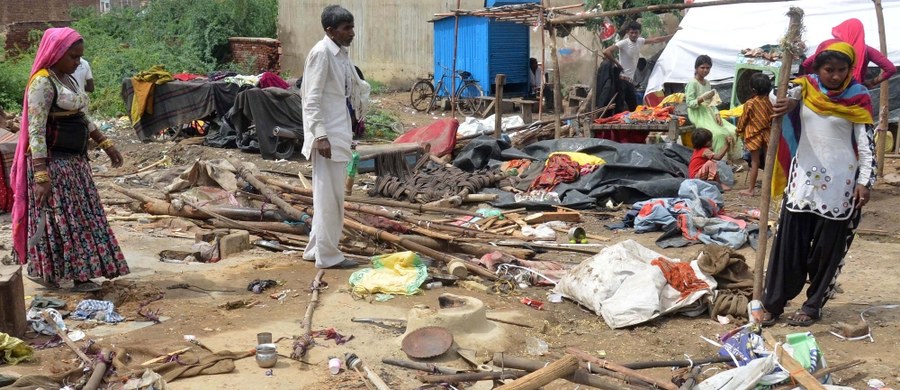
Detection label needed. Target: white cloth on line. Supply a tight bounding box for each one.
[303,152,348,268]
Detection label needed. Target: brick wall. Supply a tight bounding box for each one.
[1,0,98,27]
[229,37,281,74]
[4,21,73,56]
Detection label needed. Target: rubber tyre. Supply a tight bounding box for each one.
[410,81,435,111]
[456,83,484,117]
[274,138,296,160]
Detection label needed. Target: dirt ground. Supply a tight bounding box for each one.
[1,91,899,389]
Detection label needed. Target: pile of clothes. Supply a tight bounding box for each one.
[594,105,686,126]
[528,152,605,192]
[612,179,752,249]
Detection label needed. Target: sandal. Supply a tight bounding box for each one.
[786,311,819,327]
[25,275,60,290]
[71,281,102,293]
[761,312,780,327]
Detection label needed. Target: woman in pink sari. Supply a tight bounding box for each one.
[11,27,129,292]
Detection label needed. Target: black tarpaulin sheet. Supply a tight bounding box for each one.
[227,87,304,160]
[453,137,693,209]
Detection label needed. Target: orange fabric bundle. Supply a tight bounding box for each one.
[650,257,710,301]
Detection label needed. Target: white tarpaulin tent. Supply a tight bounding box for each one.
[645,0,900,96]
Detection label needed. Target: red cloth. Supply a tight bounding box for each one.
[529,154,580,192]
[393,118,458,157]
[0,173,10,212]
[651,257,710,301]
[172,73,206,81]
[258,72,289,89]
[688,148,712,179]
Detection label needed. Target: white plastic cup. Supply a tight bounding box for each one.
[328,357,342,375]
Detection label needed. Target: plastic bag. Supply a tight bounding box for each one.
[348,252,428,296]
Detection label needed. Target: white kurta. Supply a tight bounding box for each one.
[779,87,875,221]
[300,36,354,268]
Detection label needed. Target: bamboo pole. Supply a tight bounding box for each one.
[492,353,641,390]
[260,176,476,216]
[83,348,112,390]
[496,354,580,390]
[451,0,461,118]
[550,26,564,139]
[538,0,547,121]
[566,348,678,390]
[548,0,793,25]
[418,370,528,383]
[495,73,506,138]
[874,0,889,178]
[753,7,804,301]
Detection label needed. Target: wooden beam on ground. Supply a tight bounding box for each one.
[496,354,580,390]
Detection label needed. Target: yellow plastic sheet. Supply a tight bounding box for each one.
[348,251,428,296]
[0,332,33,365]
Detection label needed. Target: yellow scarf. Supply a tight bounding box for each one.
[795,41,873,124]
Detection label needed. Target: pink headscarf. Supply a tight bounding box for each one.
[830,19,868,83]
[10,27,83,263]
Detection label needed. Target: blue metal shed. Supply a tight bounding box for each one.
[485,0,540,6]
[433,15,530,97]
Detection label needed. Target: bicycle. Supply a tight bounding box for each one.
[410,65,485,116]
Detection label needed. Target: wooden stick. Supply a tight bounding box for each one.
[567,348,678,390]
[486,315,533,328]
[753,7,804,301]
[381,357,463,375]
[299,270,325,358]
[550,26,564,139]
[261,176,476,216]
[763,331,826,390]
[140,347,192,366]
[769,359,865,390]
[622,355,732,370]
[83,348,112,390]
[40,311,92,366]
[874,0,889,178]
[493,353,641,389]
[548,0,793,25]
[419,370,528,383]
[496,354,579,390]
[495,73,506,138]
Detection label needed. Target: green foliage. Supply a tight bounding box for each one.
[368,79,389,95]
[364,108,401,140]
[0,50,33,112]
[584,0,680,37]
[0,0,277,116]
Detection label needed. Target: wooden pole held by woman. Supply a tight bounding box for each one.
[874,0,890,176]
[753,7,804,301]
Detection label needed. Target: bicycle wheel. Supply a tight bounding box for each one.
[410,80,435,111]
[455,82,484,117]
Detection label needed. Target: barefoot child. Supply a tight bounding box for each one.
[737,73,774,196]
[688,127,734,190]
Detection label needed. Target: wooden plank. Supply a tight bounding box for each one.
[0,265,27,338]
[522,211,582,224]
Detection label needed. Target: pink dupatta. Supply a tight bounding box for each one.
[10,27,82,263]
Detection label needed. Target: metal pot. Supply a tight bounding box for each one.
[256,344,278,368]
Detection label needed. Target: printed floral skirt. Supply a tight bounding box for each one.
[25,153,129,286]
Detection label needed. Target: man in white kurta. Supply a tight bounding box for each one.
[301,5,358,269]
